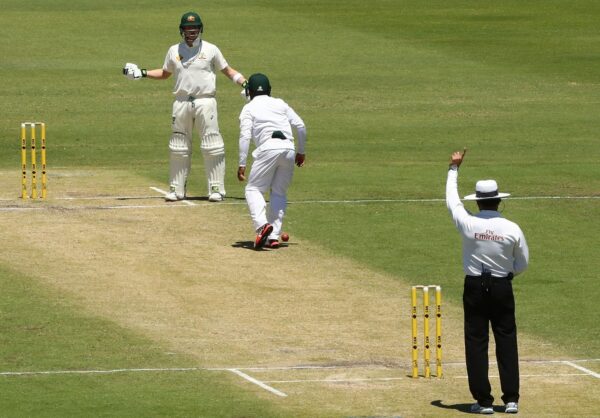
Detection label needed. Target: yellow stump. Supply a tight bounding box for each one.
[30,125,37,199]
[20,124,27,199]
[40,123,47,199]
[423,287,431,378]
[411,286,418,378]
[435,286,443,378]
[20,122,47,199]
[411,285,442,379]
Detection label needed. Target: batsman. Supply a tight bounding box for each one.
[123,11,247,202]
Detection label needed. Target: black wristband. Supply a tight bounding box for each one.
[141,69,147,77]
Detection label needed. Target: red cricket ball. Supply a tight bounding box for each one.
[281,233,289,242]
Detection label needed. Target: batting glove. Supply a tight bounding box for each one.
[240,80,249,101]
[122,63,146,80]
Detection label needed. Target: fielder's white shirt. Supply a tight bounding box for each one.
[446,167,529,277]
[162,40,228,99]
[238,95,307,166]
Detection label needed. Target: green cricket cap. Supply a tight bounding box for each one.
[180,12,203,28]
[247,73,271,97]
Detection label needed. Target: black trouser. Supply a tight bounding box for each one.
[463,274,519,406]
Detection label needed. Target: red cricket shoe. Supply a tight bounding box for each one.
[254,223,273,249]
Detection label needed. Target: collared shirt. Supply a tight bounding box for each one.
[238,95,306,166]
[163,40,228,98]
[446,167,529,277]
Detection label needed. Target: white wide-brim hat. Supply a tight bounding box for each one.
[464,179,511,201]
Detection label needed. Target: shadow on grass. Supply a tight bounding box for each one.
[232,241,293,251]
[185,195,247,201]
[430,400,472,414]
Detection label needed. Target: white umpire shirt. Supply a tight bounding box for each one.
[162,40,228,99]
[446,166,529,277]
[238,95,307,167]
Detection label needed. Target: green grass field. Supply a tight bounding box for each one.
[0,265,280,417]
[1,0,599,416]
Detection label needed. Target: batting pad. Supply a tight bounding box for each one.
[201,133,226,195]
[169,133,192,197]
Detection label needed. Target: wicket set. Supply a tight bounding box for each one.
[411,285,442,378]
[20,122,47,199]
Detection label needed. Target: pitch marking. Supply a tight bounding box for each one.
[264,373,591,383]
[563,361,600,379]
[149,187,196,206]
[2,359,597,396]
[0,367,204,376]
[227,369,287,397]
[1,191,598,212]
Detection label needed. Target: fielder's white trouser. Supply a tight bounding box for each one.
[245,148,295,239]
[170,97,226,196]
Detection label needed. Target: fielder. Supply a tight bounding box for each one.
[123,11,247,202]
[237,73,307,249]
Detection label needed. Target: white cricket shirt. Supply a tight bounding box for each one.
[238,95,306,166]
[162,40,228,99]
[446,167,529,277]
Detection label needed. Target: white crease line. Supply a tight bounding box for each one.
[98,204,193,210]
[288,196,600,204]
[1,367,592,383]
[523,358,600,364]
[227,369,287,397]
[454,373,590,379]
[236,358,600,371]
[149,187,196,206]
[0,204,199,212]
[1,194,598,212]
[240,365,377,372]
[266,377,405,383]
[563,361,600,379]
[0,367,204,376]
[0,207,45,212]
[265,373,590,384]
[508,196,600,201]
[56,195,163,201]
[2,360,598,380]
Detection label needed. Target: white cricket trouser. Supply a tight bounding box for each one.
[245,148,295,238]
[170,97,226,195]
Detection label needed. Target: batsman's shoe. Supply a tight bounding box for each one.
[254,223,273,249]
[504,402,518,414]
[470,403,494,414]
[208,185,224,202]
[267,239,280,249]
[208,192,223,202]
[165,191,185,202]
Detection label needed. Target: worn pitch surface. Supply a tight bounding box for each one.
[1,169,598,417]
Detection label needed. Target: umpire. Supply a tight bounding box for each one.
[446,150,529,415]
